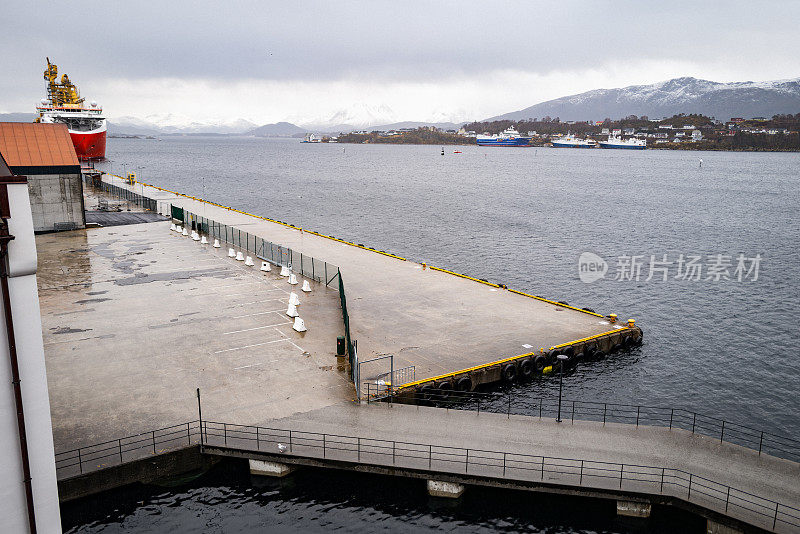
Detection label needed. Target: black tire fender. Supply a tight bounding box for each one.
[502,363,517,383]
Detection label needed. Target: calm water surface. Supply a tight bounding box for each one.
[77,137,800,532]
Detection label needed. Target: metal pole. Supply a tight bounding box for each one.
[197,388,203,446]
[720,420,725,443]
[557,360,564,422]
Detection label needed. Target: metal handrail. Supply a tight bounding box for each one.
[54,418,800,531]
[373,389,800,463]
[199,420,799,533]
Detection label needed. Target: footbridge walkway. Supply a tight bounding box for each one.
[56,403,800,534]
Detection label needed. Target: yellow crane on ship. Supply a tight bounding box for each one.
[43,57,84,107]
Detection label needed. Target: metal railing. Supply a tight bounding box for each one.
[84,173,158,212]
[53,417,800,532]
[184,210,341,289]
[199,420,799,533]
[55,421,202,479]
[386,389,800,463]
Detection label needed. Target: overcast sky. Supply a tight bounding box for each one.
[2,1,799,125]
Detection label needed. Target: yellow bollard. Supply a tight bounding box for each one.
[422,263,427,270]
[608,313,617,324]
[628,318,636,328]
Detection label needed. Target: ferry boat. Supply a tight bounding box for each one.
[301,133,322,143]
[476,126,531,147]
[35,58,106,160]
[598,136,647,150]
[551,134,597,148]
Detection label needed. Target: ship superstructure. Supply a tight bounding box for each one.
[35,58,106,159]
[476,126,531,147]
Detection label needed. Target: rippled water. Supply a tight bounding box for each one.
[80,137,800,531]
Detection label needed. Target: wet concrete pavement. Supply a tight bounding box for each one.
[37,222,351,451]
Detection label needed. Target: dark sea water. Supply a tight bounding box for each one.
[73,136,800,532]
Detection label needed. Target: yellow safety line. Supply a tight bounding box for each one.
[428,266,501,288]
[103,173,408,261]
[506,289,604,317]
[104,173,607,318]
[394,327,630,392]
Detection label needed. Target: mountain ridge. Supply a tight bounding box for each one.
[484,76,800,122]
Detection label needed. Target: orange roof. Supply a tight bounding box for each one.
[0,122,79,167]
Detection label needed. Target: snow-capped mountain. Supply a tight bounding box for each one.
[299,103,398,131]
[110,114,258,134]
[486,77,800,122]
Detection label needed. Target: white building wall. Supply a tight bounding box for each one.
[0,181,62,533]
[25,173,84,233]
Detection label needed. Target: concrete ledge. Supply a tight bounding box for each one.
[617,500,652,518]
[58,446,214,502]
[249,459,296,478]
[427,480,465,498]
[707,519,744,534]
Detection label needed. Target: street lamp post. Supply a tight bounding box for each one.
[556,354,569,422]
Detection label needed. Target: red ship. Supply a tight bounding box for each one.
[35,58,106,160]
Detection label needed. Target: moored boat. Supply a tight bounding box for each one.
[35,58,106,160]
[598,136,647,150]
[476,126,531,147]
[551,134,597,148]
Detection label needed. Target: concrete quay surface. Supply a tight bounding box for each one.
[37,221,351,451]
[104,174,630,385]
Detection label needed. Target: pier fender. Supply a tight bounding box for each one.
[623,335,636,349]
[533,355,547,373]
[501,363,518,383]
[594,349,607,360]
[455,376,472,392]
[417,384,434,404]
[436,381,453,401]
[584,344,597,360]
[519,358,534,379]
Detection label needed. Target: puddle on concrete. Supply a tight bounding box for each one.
[114,268,237,286]
[50,326,93,335]
[74,298,112,305]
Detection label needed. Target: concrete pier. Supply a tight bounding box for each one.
[427,480,465,498]
[97,174,639,394]
[617,500,652,518]
[249,459,295,477]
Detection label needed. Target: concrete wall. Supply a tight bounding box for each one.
[26,173,84,233]
[0,180,62,533]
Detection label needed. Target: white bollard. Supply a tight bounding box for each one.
[235,251,245,261]
[200,236,208,245]
[176,226,183,234]
[288,273,298,285]
[192,232,200,241]
[260,261,271,272]
[289,292,300,306]
[228,248,236,258]
[286,303,299,318]
[279,265,290,277]
[301,280,312,293]
[181,228,189,237]
[170,223,177,232]
[292,316,307,332]
[213,239,221,248]
[244,256,255,266]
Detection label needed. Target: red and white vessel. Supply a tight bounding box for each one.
[35,58,106,160]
